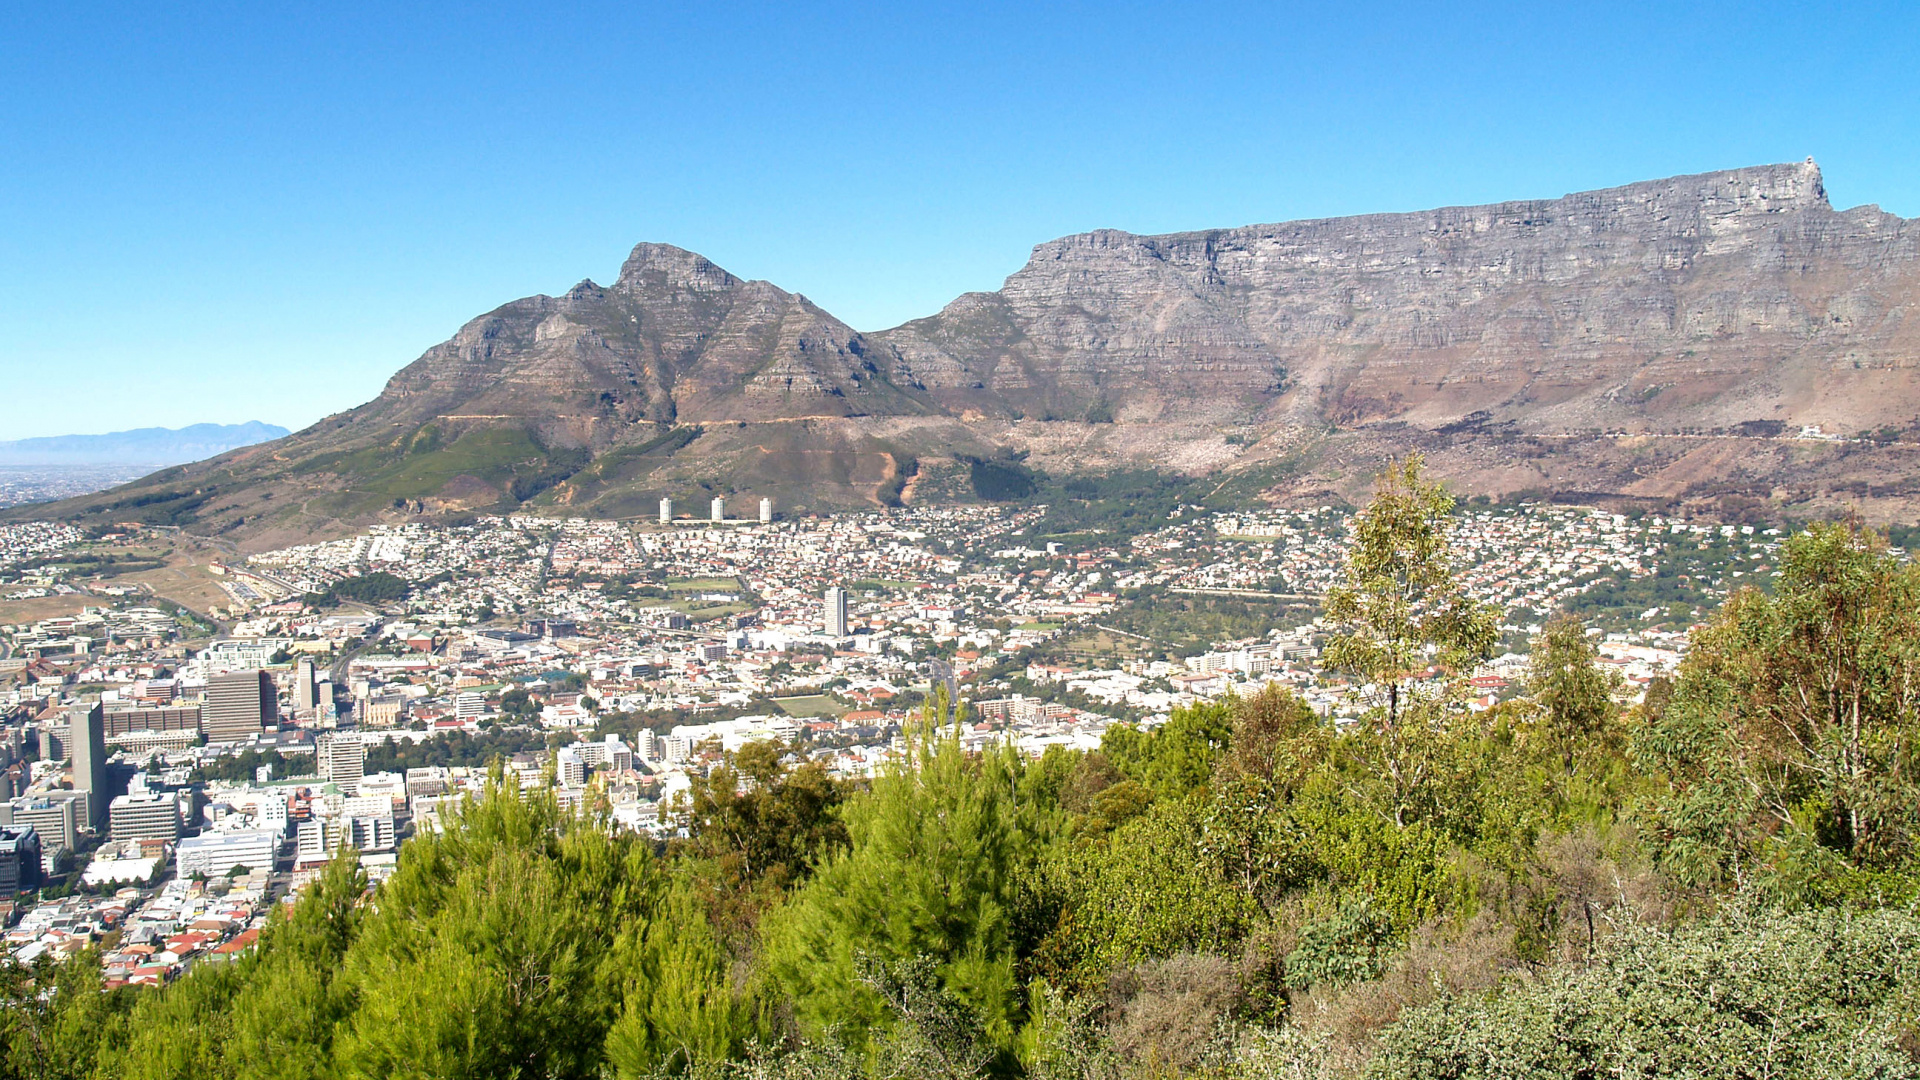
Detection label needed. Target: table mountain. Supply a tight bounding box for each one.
[17,160,1920,543]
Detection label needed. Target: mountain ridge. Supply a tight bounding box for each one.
[14,160,1920,546]
[0,422,291,466]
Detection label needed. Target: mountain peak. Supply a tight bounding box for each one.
[616,243,743,294]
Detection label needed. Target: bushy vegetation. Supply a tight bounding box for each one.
[13,459,1920,1078]
[361,727,550,772]
[305,570,411,607]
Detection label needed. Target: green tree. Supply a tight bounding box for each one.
[679,739,849,945]
[1323,454,1499,727]
[1099,700,1234,801]
[1321,456,1497,828]
[1528,612,1620,775]
[1635,521,1920,890]
[759,713,1033,1050]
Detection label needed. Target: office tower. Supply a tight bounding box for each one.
[759,498,773,523]
[206,669,276,742]
[320,734,365,795]
[104,703,202,737]
[0,828,42,895]
[2,798,76,852]
[109,792,182,842]
[710,496,725,522]
[68,703,106,830]
[824,586,849,638]
[659,497,673,524]
[293,659,318,718]
[176,830,279,878]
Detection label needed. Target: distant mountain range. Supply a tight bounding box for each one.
[0,422,290,466]
[11,159,1920,546]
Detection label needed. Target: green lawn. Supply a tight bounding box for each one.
[772,695,845,718]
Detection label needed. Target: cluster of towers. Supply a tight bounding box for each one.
[656,496,774,525]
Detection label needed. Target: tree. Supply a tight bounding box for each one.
[1635,521,1920,888]
[1323,455,1498,726]
[680,738,849,944]
[759,710,1034,1050]
[1099,700,1234,801]
[1528,613,1620,775]
[1322,455,1498,827]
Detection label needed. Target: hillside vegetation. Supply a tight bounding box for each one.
[10,461,1920,1078]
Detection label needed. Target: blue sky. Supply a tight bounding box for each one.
[3,1,1917,439]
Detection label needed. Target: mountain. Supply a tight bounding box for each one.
[0,422,291,466]
[14,160,1920,545]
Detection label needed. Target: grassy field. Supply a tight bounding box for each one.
[1046,627,1159,665]
[665,577,743,593]
[772,695,846,718]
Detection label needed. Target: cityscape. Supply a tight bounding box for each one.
[0,496,1784,984]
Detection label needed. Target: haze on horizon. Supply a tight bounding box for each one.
[3,0,1918,440]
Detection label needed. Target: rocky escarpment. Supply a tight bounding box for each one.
[15,161,1920,544]
[883,160,1920,434]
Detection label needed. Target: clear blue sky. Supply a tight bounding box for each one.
[3,1,1917,439]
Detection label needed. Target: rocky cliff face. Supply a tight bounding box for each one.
[884,160,1920,434]
[19,161,1920,543]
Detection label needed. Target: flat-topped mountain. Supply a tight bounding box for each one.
[886,159,1919,432]
[18,161,1920,544]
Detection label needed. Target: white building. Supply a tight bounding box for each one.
[824,586,849,638]
[176,829,279,878]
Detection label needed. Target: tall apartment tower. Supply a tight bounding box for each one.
[293,659,318,719]
[658,497,673,524]
[824,586,849,638]
[710,496,725,522]
[67,703,106,831]
[206,669,276,742]
[759,498,773,524]
[320,734,365,795]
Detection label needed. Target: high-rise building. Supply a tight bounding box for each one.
[759,498,773,523]
[293,659,318,718]
[349,815,396,852]
[0,827,42,895]
[103,703,202,737]
[320,735,365,795]
[109,792,182,842]
[710,496,725,522]
[68,703,106,830]
[659,497,673,524]
[205,669,276,742]
[556,747,587,787]
[2,797,76,852]
[824,586,849,638]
